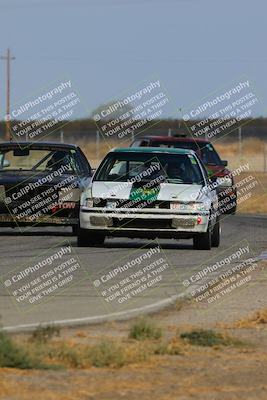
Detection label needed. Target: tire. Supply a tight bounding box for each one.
[231,191,238,214]
[72,225,78,236]
[225,194,237,214]
[77,227,105,247]
[230,204,237,215]
[211,218,221,247]
[193,229,212,250]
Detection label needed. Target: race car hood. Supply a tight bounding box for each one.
[91,181,204,202]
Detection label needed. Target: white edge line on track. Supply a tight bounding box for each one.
[2,292,187,333]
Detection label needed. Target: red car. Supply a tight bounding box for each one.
[130,135,237,214]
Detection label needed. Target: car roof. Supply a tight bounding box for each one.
[0,141,79,150]
[136,135,210,143]
[111,147,196,155]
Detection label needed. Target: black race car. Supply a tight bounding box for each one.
[0,142,92,233]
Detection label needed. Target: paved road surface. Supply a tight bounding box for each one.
[0,214,266,331]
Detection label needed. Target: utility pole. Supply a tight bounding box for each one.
[238,126,242,161]
[1,48,15,141]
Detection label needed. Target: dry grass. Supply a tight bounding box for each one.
[231,309,267,329]
[1,320,248,371]
[216,139,267,174]
[235,172,267,214]
[216,138,266,157]
[217,308,267,330]
[16,336,186,369]
[23,337,135,369]
[1,307,267,399]
[8,331,183,370]
[237,192,267,214]
[0,326,256,400]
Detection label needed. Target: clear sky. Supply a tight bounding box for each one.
[0,0,266,119]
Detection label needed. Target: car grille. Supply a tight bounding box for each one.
[112,218,173,229]
[95,199,170,209]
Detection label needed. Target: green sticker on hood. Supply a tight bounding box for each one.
[129,186,160,202]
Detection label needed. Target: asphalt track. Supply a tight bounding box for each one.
[0,214,266,332]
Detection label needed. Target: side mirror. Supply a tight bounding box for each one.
[209,175,217,183]
[208,177,217,189]
[222,160,228,167]
[90,168,96,177]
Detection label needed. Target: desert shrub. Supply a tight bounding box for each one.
[87,339,126,368]
[129,317,162,341]
[31,325,61,344]
[0,331,41,369]
[180,329,243,347]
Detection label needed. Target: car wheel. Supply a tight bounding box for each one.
[72,225,78,236]
[230,204,237,214]
[211,218,221,247]
[226,195,237,214]
[193,229,212,250]
[77,227,105,247]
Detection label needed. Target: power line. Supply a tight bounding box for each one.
[1,48,15,141]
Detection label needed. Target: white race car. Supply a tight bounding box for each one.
[78,147,220,250]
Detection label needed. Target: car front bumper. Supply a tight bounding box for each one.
[80,207,210,238]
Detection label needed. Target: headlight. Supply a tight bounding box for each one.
[85,198,94,208]
[85,197,102,208]
[81,187,93,207]
[216,176,232,187]
[170,202,206,212]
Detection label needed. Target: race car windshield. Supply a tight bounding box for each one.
[151,141,222,165]
[94,153,204,185]
[0,148,82,174]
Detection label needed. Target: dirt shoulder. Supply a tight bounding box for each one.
[1,262,267,400]
[1,347,267,400]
